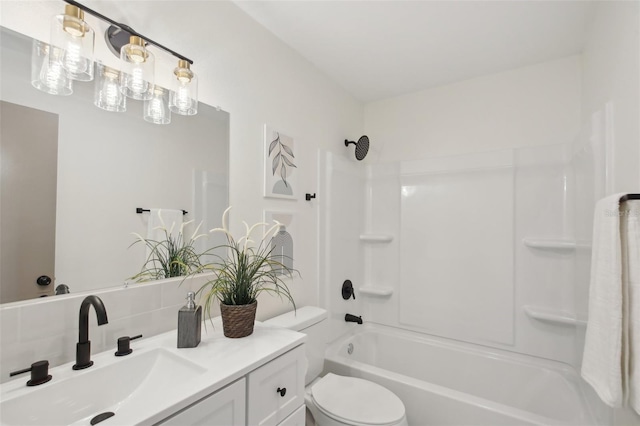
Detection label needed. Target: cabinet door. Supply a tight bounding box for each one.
[158,378,245,426]
[247,345,305,426]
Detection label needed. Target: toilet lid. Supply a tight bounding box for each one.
[311,373,405,425]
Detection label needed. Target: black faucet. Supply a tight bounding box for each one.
[73,295,108,370]
[345,313,363,324]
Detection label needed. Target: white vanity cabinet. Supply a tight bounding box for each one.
[157,379,246,426]
[155,344,306,426]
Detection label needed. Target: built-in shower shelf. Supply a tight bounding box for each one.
[359,286,394,297]
[522,239,579,251]
[524,305,587,327]
[360,234,394,243]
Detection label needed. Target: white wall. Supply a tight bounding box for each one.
[192,0,364,318]
[364,55,581,162]
[0,0,362,376]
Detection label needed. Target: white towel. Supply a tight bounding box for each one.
[582,193,626,407]
[582,194,640,413]
[625,200,640,415]
[146,209,184,260]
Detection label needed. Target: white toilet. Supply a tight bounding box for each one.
[264,307,408,426]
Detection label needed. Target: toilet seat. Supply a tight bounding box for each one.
[311,373,405,426]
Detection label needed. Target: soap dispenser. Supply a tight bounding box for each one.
[177,292,202,348]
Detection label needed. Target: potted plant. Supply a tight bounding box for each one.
[130,211,206,282]
[198,207,297,338]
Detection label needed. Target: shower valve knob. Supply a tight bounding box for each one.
[342,280,355,300]
[277,387,286,397]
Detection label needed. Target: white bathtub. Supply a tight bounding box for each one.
[323,324,596,426]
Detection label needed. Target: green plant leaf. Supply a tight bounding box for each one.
[194,209,299,319]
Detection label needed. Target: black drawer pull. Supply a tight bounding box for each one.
[277,387,286,397]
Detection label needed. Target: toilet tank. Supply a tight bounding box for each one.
[264,306,328,385]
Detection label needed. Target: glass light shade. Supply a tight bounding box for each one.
[31,39,73,96]
[119,36,154,100]
[169,60,198,116]
[94,64,126,112]
[143,87,171,124]
[50,5,94,81]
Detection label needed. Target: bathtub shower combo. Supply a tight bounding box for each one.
[319,143,607,425]
[326,324,591,426]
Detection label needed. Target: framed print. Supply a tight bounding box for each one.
[264,125,297,200]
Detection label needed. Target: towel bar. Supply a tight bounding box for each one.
[136,208,188,215]
[620,194,640,202]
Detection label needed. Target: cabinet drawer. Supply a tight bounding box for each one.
[247,345,305,426]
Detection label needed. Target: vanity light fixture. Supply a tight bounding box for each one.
[30,0,198,123]
[31,39,73,96]
[169,60,198,116]
[49,4,95,81]
[120,35,155,101]
[144,87,171,124]
[94,63,126,112]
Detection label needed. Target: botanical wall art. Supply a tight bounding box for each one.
[263,210,296,275]
[264,125,297,199]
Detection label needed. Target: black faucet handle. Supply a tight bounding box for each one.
[115,334,143,357]
[10,360,52,386]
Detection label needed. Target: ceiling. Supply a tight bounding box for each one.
[234,0,595,102]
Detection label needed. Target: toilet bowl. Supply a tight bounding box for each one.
[263,307,408,426]
[305,373,408,426]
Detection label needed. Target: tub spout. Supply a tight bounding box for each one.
[345,313,363,324]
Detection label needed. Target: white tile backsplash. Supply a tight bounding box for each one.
[99,284,162,322]
[19,297,75,342]
[0,306,19,346]
[0,275,211,384]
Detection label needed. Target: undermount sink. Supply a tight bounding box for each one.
[0,348,206,426]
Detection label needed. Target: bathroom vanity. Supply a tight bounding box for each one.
[0,319,306,426]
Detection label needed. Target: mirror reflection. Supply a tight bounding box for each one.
[0,27,229,304]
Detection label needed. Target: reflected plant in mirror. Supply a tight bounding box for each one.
[129,211,207,282]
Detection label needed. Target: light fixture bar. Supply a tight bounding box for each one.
[62,0,194,65]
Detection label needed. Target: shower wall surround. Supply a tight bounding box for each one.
[323,146,579,362]
[318,152,366,339]
[399,151,515,348]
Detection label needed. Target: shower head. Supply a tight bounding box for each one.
[344,135,369,161]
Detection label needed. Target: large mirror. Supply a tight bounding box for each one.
[0,27,229,304]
